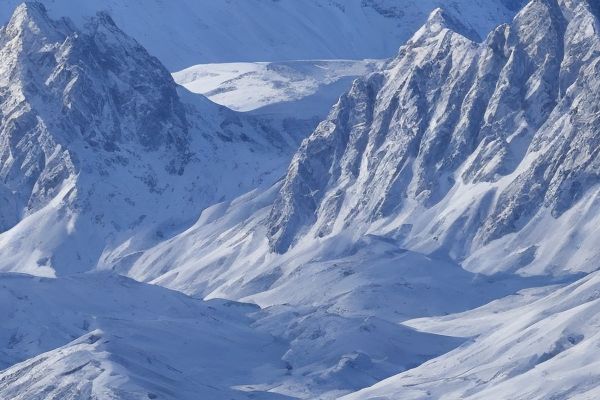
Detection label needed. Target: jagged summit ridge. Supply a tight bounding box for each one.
[0,2,294,276]
[4,2,65,39]
[266,0,600,275]
[411,7,482,43]
[1,1,189,152]
[0,1,188,223]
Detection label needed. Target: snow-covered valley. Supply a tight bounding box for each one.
[1,0,599,399]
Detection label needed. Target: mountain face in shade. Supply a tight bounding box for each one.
[0,273,289,400]
[0,3,295,276]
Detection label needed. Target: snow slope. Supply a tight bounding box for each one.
[125,183,570,398]
[343,269,600,399]
[0,0,525,70]
[0,272,290,400]
[173,60,385,114]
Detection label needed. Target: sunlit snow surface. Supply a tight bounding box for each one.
[173,60,385,113]
[344,271,600,399]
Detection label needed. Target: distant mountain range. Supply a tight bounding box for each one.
[0,0,526,70]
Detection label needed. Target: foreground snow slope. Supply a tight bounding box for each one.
[0,272,289,400]
[126,184,570,398]
[343,268,600,399]
[0,0,525,70]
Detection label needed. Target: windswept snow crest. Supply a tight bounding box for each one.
[173,59,386,144]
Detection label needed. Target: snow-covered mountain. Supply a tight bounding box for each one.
[2,0,600,399]
[0,0,526,70]
[132,0,600,295]
[116,0,600,397]
[267,0,600,276]
[0,3,295,277]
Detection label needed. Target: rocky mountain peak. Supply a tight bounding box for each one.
[0,2,194,231]
[0,2,297,276]
[2,2,71,44]
[266,0,600,275]
[7,2,50,31]
[0,1,190,184]
[411,7,481,43]
[0,1,192,232]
